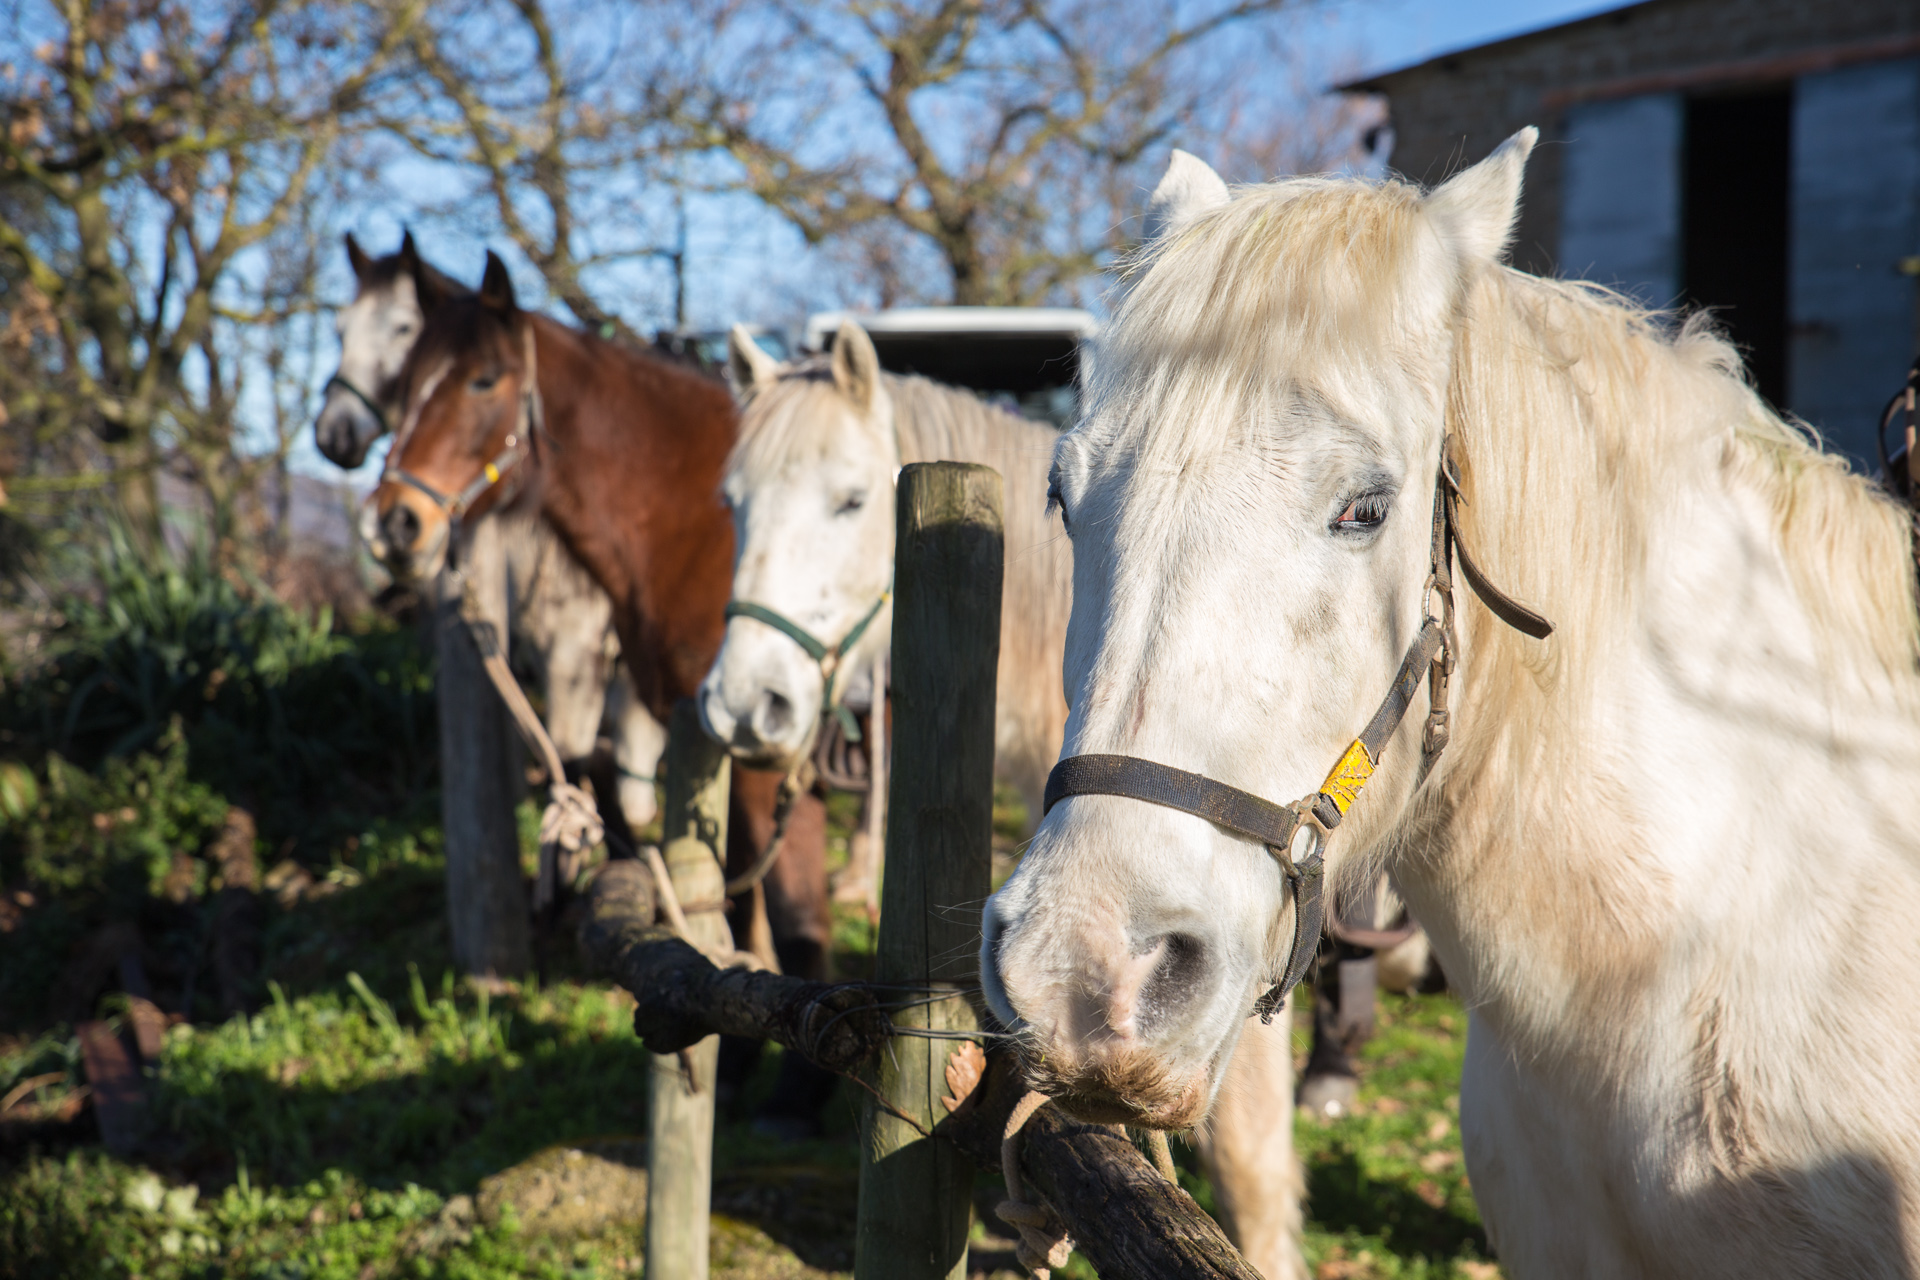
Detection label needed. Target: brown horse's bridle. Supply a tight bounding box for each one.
[383,324,543,535]
[1041,435,1553,1020]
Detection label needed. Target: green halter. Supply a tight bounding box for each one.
[723,590,891,743]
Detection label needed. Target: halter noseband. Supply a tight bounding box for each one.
[724,591,892,743]
[1042,434,1552,1020]
[324,373,391,438]
[382,324,544,534]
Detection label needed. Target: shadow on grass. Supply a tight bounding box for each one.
[1307,1144,1490,1262]
[149,1005,655,1195]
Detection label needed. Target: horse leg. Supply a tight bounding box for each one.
[1298,935,1374,1118]
[724,768,837,1136]
[605,666,665,836]
[1195,1012,1308,1280]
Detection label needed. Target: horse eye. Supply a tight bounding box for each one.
[1046,480,1070,532]
[393,322,414,337]
[469,374,499,393]
[1334,490,1392,532]
[835,491,867,515]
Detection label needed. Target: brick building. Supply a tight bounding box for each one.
[1343,0,1920,466]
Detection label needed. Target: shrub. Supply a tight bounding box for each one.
[0,522,437,861]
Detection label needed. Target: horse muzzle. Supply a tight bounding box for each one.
[696,675,811,769]
[369,486,450,582]
[314,391,384,470]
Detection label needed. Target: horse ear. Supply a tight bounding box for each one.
[1424,127,1537,266]
[345,233,373,281]
[728,324,783,395]
[831,321,881,412]
[478,251,518,314]
[399,230,445,310]
[1144,150,1229,242]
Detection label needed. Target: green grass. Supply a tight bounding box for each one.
[1289,996,1497,1279]
[2,791,1497,1279]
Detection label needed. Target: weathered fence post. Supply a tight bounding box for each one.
[854,462,1004,1280]
[647,697,731,1280]
[436,518,531,978]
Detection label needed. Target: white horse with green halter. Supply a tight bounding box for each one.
[982,130,1920,1276]
[699,323,1312,1279]
[699,321,1072,823]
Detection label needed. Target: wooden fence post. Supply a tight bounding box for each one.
[854,462,1004,1280]
[647,697,732,1280]
[436,519,531,978]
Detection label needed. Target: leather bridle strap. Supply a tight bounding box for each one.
[1043,755,1323,1003]
[1438,437,1553,640]
[1043,618,1446,1014]
[725,590,891,743]
[324,374,390,437]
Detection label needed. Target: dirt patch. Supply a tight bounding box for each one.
[477,1137,650,1236]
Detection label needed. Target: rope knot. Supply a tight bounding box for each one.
[1000,1089,1074,1278]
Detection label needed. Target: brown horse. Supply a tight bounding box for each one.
[370,253,836,1124]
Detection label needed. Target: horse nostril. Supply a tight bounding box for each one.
[381,503,422,553]
[754,690,794,740]
[1135,933,1208,1033]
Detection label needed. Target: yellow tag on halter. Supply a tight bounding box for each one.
[484,463,501,483]
[1318,739,1376,815]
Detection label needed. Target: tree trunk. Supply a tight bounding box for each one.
[436,520,532,978]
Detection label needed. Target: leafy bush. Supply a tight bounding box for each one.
[12,723,229,904]
[0,523,437,862]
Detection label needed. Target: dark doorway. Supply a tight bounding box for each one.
[1682,88,1792,409]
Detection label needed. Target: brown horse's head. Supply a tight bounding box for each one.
[371,251,539,581]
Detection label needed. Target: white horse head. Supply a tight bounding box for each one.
[698,322,898,767]
[315,231,463,470]
[982,123,1920,1276]
[980,139,1545,1124]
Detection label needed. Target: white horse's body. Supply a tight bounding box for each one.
[702,324,1308,1279]
[321,236,664,830]
[983,132,1920,1276]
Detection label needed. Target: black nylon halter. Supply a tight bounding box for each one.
[1042,436,1552,1020]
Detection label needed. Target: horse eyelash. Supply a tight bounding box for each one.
[1334,488,1393,532]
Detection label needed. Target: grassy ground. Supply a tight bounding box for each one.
[2,792,1497,1280]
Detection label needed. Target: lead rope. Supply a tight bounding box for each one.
[453,571,766,970]
[998,1089,1074,1278]
[453,573,602,913]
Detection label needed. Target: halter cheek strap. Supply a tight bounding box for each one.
[724,591,892,742]
[1042,434,1552,1020]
